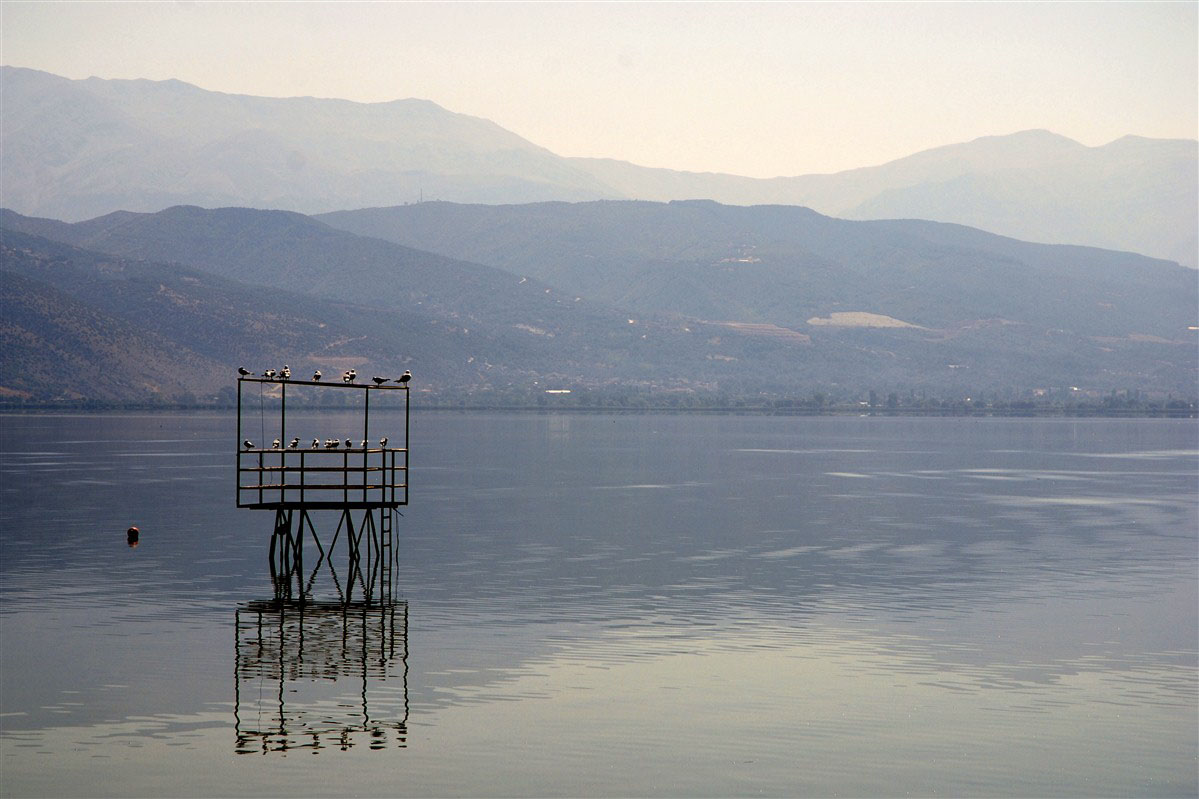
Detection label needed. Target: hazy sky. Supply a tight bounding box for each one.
[2,1,1195,178]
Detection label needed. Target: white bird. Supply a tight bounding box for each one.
[263,369,276,379]
[237,367,251,376]
[347,369,357,383]
[310,438,320,449]
[372,376,387,386]
[360,439,368,449]
[396,370,412,385]
[288,437,299,449]
[342,370,351,383]
[281,365,291,380]
[243,439,254,450]
[313,369,322,381]
[271,438,281,449]
[379,436,389,448]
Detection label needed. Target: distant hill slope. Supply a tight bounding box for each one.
[568,131,1198,267]
[0,66,617,222]
[2,66,1193,266]
[0,227,485,401]
[2,209,885,400]
[7,199,1184,400]
[318,200,1195,340]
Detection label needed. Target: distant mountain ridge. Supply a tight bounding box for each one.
[3,202,1194,403]
[2,66,1194,266]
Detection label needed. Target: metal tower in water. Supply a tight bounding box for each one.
[235,372,410,604]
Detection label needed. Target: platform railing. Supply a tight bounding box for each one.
[237,446,408,509]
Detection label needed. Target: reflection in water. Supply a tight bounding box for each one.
[233,599,408,754]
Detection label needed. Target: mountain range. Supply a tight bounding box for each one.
[2,66,1195,267]
[2,203,1194,404]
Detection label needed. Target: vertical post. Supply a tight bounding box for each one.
[237,378,243,505]
[281,381,286,456]
[363,385,371,503]
[404,385,410,504]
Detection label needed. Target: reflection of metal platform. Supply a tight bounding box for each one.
[234,599,409,753]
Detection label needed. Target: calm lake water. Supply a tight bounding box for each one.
[1,412,1196,797]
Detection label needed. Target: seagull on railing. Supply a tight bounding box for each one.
[329,439,341,449]
[360,439,368,449]
[379,436,388,448]
[313,369,322,381]
[281,365,291,380]
[344,438,354,449]
[271,438,281,449]
[288,437,300,449]
[310,438,320,449]
[396,370,412,385]
[372,376,387,386]
[347,369,358,383]
[238,367,251,377]
[263,369,276,379]
[243,440,254,450]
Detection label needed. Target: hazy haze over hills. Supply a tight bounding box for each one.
[2,66,1194,267]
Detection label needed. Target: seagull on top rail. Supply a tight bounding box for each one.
[379,436,388,448]
[281,365,291,380]
[310,438,320,449]
[288,437,299,449]
[396,370,412,385]
[372,376,387,386]
[313,369,322,381]
[262,368,276,379]
[238,367,250,377]
[344,438,354,449]
[271,438,281,449]
[243,439,254,450]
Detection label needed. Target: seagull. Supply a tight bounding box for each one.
[243,439,254,450]
[341,370,351,383]
[344,438,353,449]
[372,376,387,386]
[310,438,320,449]
[360,439,368,449]
[396,370,412,385]
[263,369,276,379]
[347,369,357,383]
[271,438,281,449]
[330,439,340,449]
[281,365,291,380]
[238,367,251,376]
[379,436,388,448]
[313,369,322,381]
[288,437,300,449]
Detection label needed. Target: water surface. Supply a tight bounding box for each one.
[1,412,1196,796]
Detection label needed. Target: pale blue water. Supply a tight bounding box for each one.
[1,412,1196,797]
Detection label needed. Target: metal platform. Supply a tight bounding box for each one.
[236,376,409,510]
[236,373,411,606]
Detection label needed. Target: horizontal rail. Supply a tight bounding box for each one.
[239,482,407,491]
[240,465,405,474]
[240,448,408,454]
[238,377,410,391]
